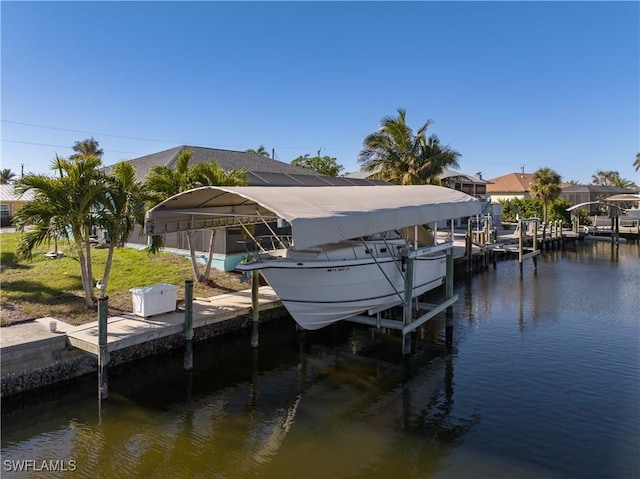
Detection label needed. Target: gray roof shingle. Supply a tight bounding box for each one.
[107,145,385,186]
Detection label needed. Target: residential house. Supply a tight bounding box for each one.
[0,184,34,227]
[560,184,636,215]
[485,172,534,203]
[439,168,489,199]
[112,145,385,270]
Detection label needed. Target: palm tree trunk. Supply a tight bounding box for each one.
[84,226,94,293]
[75,237,95,307]
[99,244,115,298]
[202,229,216,282]
[186,230,202,282]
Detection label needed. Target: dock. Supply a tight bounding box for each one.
[66,286,282,355]
[1,286,284,397]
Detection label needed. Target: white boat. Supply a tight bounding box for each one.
[145,185,482,330]
[236,230,447,330]
[606,193,640,220]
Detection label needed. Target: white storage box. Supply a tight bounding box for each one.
[130,283,179,318]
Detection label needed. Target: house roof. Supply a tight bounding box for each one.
[0,184,35,203]
[109,145,385,186]
[560,184,633,195]
[439,168,489,184]
[486,173,534,193]
[344,166,488,184]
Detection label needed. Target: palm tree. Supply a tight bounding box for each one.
[145,150,248,282]
[530,167,561,224]
[634,153,640,172]
[591,170,636,188]
[246,145,270,157]
[189,161,248,280]
[70,137,103,160]
[417,134,461,184]
[0,168,16,184]
[96,161,148,298]
[14,155,106,307]
[145,150,194,202]
[358,108,460,185]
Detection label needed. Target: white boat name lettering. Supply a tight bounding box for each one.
[326,267,350,272]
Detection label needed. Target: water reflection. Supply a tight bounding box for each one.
[2,321,479,478]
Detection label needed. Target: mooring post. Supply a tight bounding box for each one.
[466,221,472,274]
[482,219,487,244]
[98,296,109,401]
[556,220,562,246]
[402,249,415,355]
[445,246,454,352]
[518,220,524,276]
[184,279,194,371]
[251,271,260,348]
[532,220,538,270]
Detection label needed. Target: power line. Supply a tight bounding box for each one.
[1,120,182,144]
[1,139,142,155]
[2,119,363,157]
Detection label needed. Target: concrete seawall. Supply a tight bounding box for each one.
[1,308,288,397]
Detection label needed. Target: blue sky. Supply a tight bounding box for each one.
[2,1,639,185]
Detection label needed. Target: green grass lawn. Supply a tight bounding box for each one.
[0,232,247,325]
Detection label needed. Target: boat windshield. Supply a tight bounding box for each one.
[364,230,403,241]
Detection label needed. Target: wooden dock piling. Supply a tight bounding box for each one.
[98,296,109,401]
[532,220,538,270]
[402,252,415,356]
[251,271,260,348]
[465,221,473,275]
[184,280,194,371]
[518,220,524,276]
[445,247,454,351]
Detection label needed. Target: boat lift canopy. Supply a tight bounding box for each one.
[145,185,482,250]
[566,193,640,213]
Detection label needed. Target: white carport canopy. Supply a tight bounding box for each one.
[145,185,482,250]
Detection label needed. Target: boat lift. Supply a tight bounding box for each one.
[346,224,458,355]
[145,185,482,356]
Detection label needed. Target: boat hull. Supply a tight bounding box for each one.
[241,255,446,330]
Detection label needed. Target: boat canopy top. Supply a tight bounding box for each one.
[604,194,640,202]
[566,193,640,213]
[145,185,482,250]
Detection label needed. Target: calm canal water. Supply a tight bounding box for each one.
[2,241,639,479]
